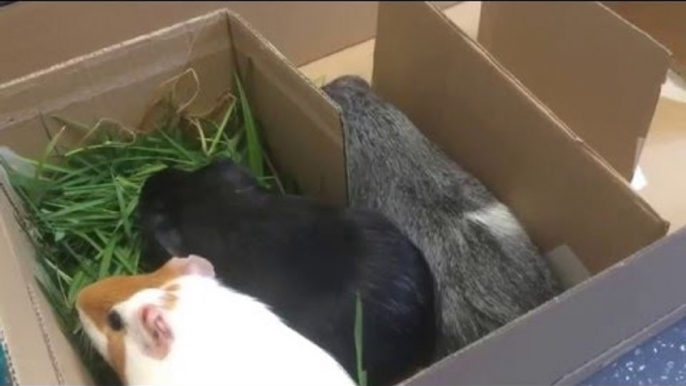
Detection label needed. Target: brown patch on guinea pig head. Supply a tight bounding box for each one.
[75,255,214,383]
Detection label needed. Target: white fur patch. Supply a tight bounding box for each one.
[114,276,356,386]
[77,306,108,361]
[464,203,521,237]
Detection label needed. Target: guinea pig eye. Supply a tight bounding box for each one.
[107,310,124,332]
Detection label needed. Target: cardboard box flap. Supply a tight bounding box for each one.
[402,227,686,385]
[0,188,65,385]
[373,1,667,276]
[0,9,344,384]
[229,12,347,204]
[477,1,671,180]
[604,2,686,77]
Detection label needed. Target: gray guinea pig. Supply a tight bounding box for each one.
[322,75,563,359]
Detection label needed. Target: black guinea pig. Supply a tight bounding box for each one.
[136,158,438,386]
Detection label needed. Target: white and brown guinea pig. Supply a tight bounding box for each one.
[76,255,356,386]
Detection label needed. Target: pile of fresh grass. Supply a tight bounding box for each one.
[1,70,295,384]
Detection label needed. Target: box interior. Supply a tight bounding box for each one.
[0,10,345,385]
[0,2,675,385]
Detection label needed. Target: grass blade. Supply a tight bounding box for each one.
[234,74,264,177]
[355,293,368,386]
[98,236,117,280]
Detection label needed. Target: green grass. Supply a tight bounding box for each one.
[355,293,368,386]
[1,70,291,385]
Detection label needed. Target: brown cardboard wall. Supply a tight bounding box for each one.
[372,1,666,275]
[604,2,686,77]
[405,227,686,386]
[477,1,670,180]
[0,1,458,85]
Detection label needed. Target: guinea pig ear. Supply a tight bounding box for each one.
[170,255,215,278]
[139,304,173,359]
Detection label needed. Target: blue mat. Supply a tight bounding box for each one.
[0,342,9,386]
[581,316,686,386]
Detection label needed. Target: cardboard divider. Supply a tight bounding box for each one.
[463,1,686,234]
[229,14,347,204]
[372,2,666,275]
[604,2,686,78]
[477,1,671,180]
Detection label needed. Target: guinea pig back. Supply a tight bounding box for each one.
[323,75,563,358]
[136,158,438,386]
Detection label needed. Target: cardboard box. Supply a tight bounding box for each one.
[387,2,686,384]
[0,1,458,85]
[474,1,686,236]
[0,2,670,385]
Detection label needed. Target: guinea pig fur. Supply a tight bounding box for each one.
[322,75,563,359]
[135,158,437,386]
[76,255,356,386]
